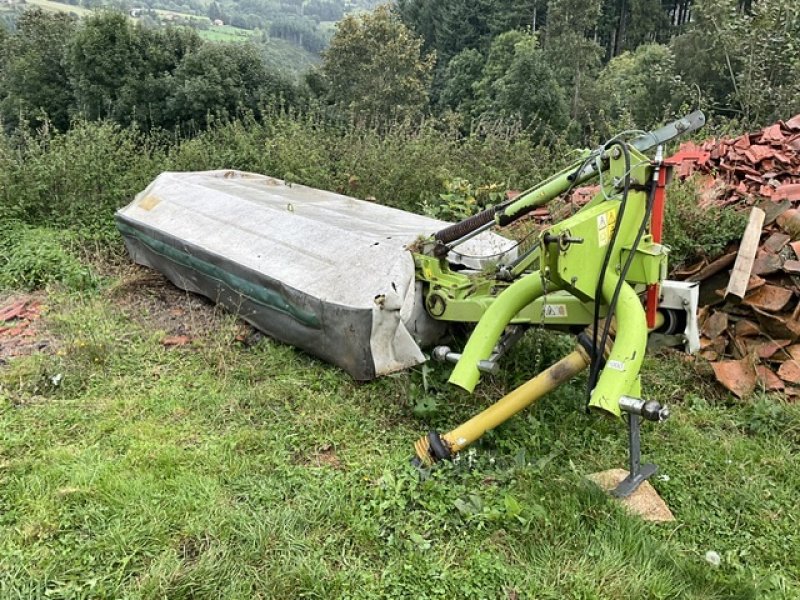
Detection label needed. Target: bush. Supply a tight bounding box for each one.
[664,176,747,269]
[170,112,568,214]
[2,120,164,239]
[0,222,93,290]
[420,177,505,221]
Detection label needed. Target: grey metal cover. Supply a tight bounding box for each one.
[116,170,516,380]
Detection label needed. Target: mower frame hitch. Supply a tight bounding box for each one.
[612,395,670,498]
[412,113,706,472]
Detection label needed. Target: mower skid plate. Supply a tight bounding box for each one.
[116,170,515,380]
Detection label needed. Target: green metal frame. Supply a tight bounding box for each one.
[412,140,669,416]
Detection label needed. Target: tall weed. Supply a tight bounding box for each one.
[0,111,571,244]
[1,121,164,239]
[664,176,747,268]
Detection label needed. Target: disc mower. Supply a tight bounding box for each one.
[117,112,705,496]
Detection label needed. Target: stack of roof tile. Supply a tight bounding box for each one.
[668,114,800,398]
[669,114,800,207]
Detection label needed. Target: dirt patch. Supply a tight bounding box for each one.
[0,294,51,364]
[107,265,252,340]
[293,443,343,470]
[176,533,212,563]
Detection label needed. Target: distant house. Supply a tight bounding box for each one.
[213,19,224,26]
[129,8,143,17]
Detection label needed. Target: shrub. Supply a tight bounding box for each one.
[664,176,747,268]
[3,121,164,239]
[0,222,94,290]
[420,178,505,221]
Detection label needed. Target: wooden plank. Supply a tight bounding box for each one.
[725,207,765,300]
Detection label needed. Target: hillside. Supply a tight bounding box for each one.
[0,0,378,75]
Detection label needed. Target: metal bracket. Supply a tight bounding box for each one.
[433,325,525,375]
[612,396,669,498]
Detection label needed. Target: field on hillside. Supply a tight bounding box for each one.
[0,259,798,598]
[197,24,253,43]
[25,0,92,17]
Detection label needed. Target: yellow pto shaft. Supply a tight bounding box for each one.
[414,346,591,466]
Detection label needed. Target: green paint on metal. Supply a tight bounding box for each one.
[588,272,648,418]
[448,271,555,393]
[117,220,322,329]
[497,153,593,224]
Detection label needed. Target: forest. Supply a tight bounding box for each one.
[0,1,797,139]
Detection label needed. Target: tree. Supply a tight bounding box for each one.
[67,11,147,121]
[438,48,484,117]
[460,31,567,132]
[543,0,604,128]
[208,1,225,22]
[486,0,548,35]
[672,0,800,125]
[595,43,689,131]
[321,6,435,125]
[0,9,76,131]
[167,43,277,128]
[496,34,568,131]
[472,30,528,119]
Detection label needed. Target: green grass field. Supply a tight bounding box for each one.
[24,0,92,17]
[197,25,254,43]
[260,37,320,75]
[0,262,798,599]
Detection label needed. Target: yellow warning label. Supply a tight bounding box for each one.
[597,209,617,247]
[138,195,161,211]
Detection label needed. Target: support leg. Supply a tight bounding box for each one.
[611,413,658,498]
[611,396,669,498]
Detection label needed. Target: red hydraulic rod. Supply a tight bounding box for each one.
[646,150,669,329]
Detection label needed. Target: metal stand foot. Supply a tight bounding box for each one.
[612,396,669,499]
[612,413,657,498]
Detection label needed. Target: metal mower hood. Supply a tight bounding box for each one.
[115,170,516,380]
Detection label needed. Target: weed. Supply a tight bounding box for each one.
[0,222,93,290]
[664,176,748,268]
[0,289,796,598]
[420,177,506,222]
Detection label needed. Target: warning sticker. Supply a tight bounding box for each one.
[607,359,626,372]
[597,209,617,247]
[543,304,568,318]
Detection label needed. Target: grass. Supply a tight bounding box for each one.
[0,263,798,598]
[24,0,92,17]
[259,37,320,75]
[197,25,254,43]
